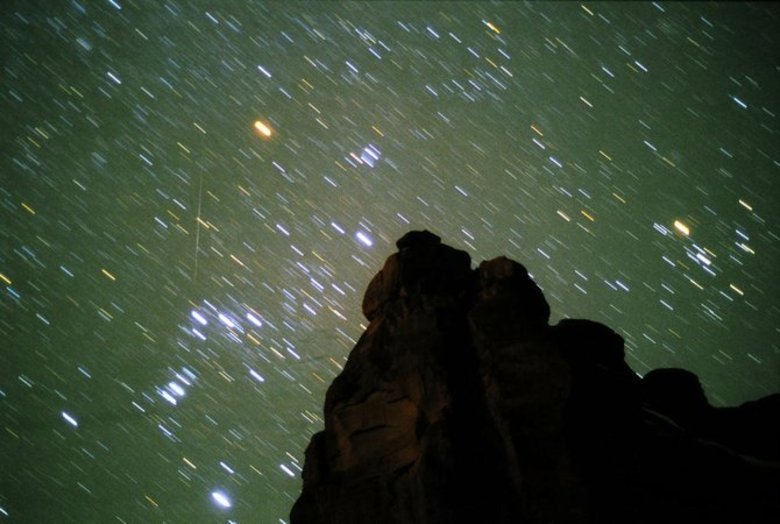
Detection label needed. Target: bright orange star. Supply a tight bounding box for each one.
[253,120,273,138]
[673,220,690,237]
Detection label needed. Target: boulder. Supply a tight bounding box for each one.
[291,231,780,524]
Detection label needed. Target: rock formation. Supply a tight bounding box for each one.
[290,231,780,524]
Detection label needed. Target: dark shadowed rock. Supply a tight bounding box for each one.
[291,231,780,524]
[642,368,710,427]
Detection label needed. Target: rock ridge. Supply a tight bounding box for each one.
[291,231,780,524]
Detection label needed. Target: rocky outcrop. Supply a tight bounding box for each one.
[290,231,780,524]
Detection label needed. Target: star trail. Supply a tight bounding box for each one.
[1,2,778,521]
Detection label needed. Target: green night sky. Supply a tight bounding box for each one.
[1,2,778,521]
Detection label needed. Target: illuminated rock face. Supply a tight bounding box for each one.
[290,231,780,524]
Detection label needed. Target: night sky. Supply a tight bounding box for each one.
[1,1,778,521]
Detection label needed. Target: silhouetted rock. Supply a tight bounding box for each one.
[291,231,780,524]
